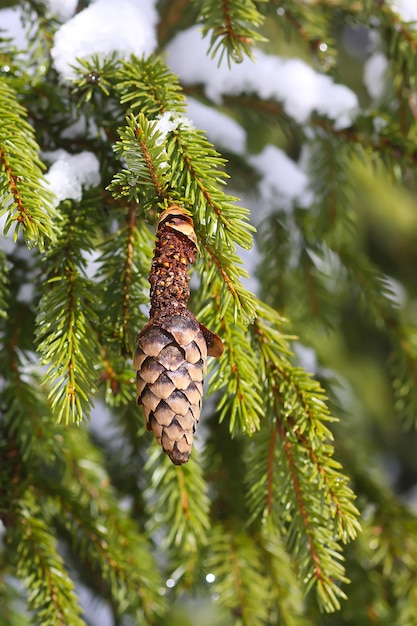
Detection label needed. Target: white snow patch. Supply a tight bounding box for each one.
[167,26,358,127]
[154,111,194,143]
[61,114,102,141]
[363,53,388,99]
[43,0,77,21]
[391,0,417,23]
[44,150,101,206]
[186,97,246,154]
[0,7,28,50]
[51,0,158,80]
[249,145,310,213]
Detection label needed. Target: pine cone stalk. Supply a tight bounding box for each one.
[134,207,223,465]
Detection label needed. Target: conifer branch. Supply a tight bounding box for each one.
[166,124,257,321]
[111,57,258,321]
[276,416,348,609]
[297,137,417,431]
[120,205,137,345]
[109,113,170,207]
[117,56,187,117]
[248,305,360,611]
[4,4,417,622]
[199,293,264,434]
[208,525,271,625]
[22,0,57,69]
[48,428,166,621]
[167,124,255,248]
[145,447,210,554]
[340,249,417,427]
[313,116,417,172]
[343,454,417,620]
[110,88,258,321]
[247,412,350,612]
[0,78,55,248]
[0,576,27,626]
[195,0,267,64]
[7,490,85,626]
[377,1,417,86]
[97,203,152,356]
[257,520,314,626]
[52,491,164,622]
[35,198,101,424]
[1,293,58,461]
[272,362,360,546]
[1,379,58,465]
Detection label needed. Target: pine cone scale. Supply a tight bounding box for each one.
[165,367,193,389]
[137,326,173,357]
[150,375,176,400]
[183,342,204,364]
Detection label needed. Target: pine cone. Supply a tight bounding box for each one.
[134,312,206,465]
[134,205,223,465]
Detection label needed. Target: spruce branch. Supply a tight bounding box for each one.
[47,427,166,622]
[199,293,264,435]
[111,56,258,320]
[331,154,417,427]
[249,304,361,612]
[208,524,271,625]
[0,77,55,248]
[313,115,417,174]
[6,490,85,626]
[0,574,29,626]
[145,447,210,555]
[1,289,58,463]
[1,379,58,465]
[257,518,314,626]
[35,197,101,424]
[71,54,119,105]
[344,455,417,622]
[194,0,267,65]
[21,0,57,71]
[110,104,257,322]
[165,122,257,321]
[3,2,417,623]
[344,252,417,428]
[166,123,255,250]
[157,0,199,46]
[109,112,171,207]
[97,203,153,356]
[117,56,187,117]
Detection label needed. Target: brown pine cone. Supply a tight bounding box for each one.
[134,311,207,465]
[135,205,223,465]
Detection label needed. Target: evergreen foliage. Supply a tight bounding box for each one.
[0,76,54,248]
[1,1,417,625]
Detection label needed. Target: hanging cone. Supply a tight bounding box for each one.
[134,206,223,465]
